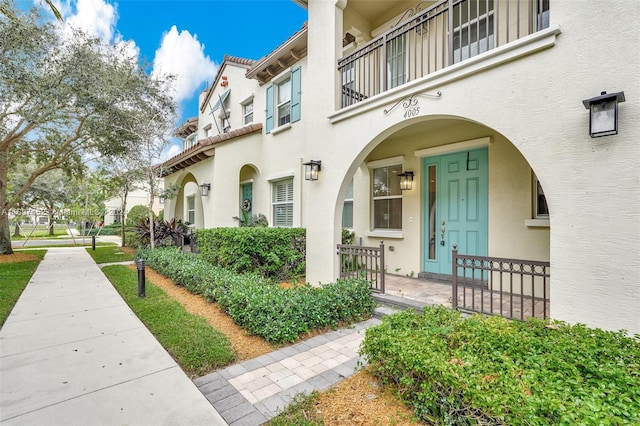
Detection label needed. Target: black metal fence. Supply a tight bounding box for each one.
[452,246,550,320]
[337,241,385,293]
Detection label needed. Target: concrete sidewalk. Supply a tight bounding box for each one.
[0,247,226,425]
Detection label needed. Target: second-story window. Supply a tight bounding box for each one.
[277,77,291,126]
[265,67,301,133]
[243,99,254,125]
[453,0,495,63]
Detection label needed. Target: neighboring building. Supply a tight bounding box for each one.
[163,0,640,335]
[103,187,163,226]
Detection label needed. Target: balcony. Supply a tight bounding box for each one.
[338,0,550,108]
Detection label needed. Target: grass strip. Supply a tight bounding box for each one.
[101,265,235,377]
[0,250,47,326]
[86,246,135,264]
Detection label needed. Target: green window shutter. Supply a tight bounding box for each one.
[265,83,274,133]
[290,67,301,123]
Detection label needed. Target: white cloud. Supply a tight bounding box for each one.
[152,26,219,105]
[63,0,117,42]
[159,143,182,163]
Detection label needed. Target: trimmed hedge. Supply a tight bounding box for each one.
[360,307,640,425]
[195,227,305,280]
[138,248,375,343]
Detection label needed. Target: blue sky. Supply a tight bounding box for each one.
[37,0,308,158]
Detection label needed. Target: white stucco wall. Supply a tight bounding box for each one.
[302,0,639,334]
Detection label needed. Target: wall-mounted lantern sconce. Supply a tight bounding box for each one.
[303,160,322,181]
[199,183,211,196]
[582,91,625,137]
[398,171,414,190]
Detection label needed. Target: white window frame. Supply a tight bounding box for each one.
[242,98,254,125]
[368,156,404,231]
[276,76,292,127]
[271,178,294,227]
[186,195,195,225]
[204,125,212,138]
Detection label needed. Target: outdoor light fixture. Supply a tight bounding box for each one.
[303,160,322,181]
[582,91,625,137]
[199,183,211,196]
[398,171,414,190]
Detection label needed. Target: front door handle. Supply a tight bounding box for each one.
[440,220,445,246]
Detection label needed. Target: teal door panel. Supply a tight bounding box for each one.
[423,148,488,275]
[241,183,253,217]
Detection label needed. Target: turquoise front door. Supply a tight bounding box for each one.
[423,148,488,275]
[241,183,253,217]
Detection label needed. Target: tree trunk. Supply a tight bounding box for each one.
[120,192,128,248]
[0,210,14,254]
[48,206,55,236]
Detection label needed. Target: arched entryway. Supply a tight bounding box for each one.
[333,115,550,318]
[171,172,206,229]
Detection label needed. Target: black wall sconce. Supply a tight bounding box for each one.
[582,91,625,137]
[199,183,211,196]
[303,160,321,181]
[399,171,414,190]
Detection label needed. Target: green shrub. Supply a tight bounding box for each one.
[138,248,375,344]
[360,307,640,425]
[126,205,151,226]
[195,227,306,280]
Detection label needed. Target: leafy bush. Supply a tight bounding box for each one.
[195,227,305,280]
[137,248,375,343]
[232,211,269,227]
[133,218,189,248]
[360,307,640,425]
[126,205,151,226]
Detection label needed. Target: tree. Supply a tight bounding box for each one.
[0,2,176,254]
[27,169,76,236]
[99,157,143,247]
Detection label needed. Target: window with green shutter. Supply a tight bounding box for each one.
[265,67,301,133]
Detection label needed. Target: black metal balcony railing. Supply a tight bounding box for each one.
[339,0,550,108]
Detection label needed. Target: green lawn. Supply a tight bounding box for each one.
[101,265,235,377]
[0,250,47,326]
[86,246,135,264]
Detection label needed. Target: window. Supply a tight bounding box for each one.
[272,178,294,227]
[204,125,212,138]
[534,176,549,218]
[386,34,407,89]
[187,195,195,225]
[222,117,231,133]
[342,180,354,228]
[265,67,301,133]
[243,99,254,125]
[277,77,291,126]
[183,133,197,151]
[453,0,495,63]
[536,0,550,31]
[372,165,402,229]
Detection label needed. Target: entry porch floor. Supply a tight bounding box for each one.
[381,274,549,321]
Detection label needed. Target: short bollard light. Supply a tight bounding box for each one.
[136,259,146,298]
[91,235,96,251]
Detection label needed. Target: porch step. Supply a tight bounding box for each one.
[372,292,427,319]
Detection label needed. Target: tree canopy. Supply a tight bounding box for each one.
[0,1,176,253]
